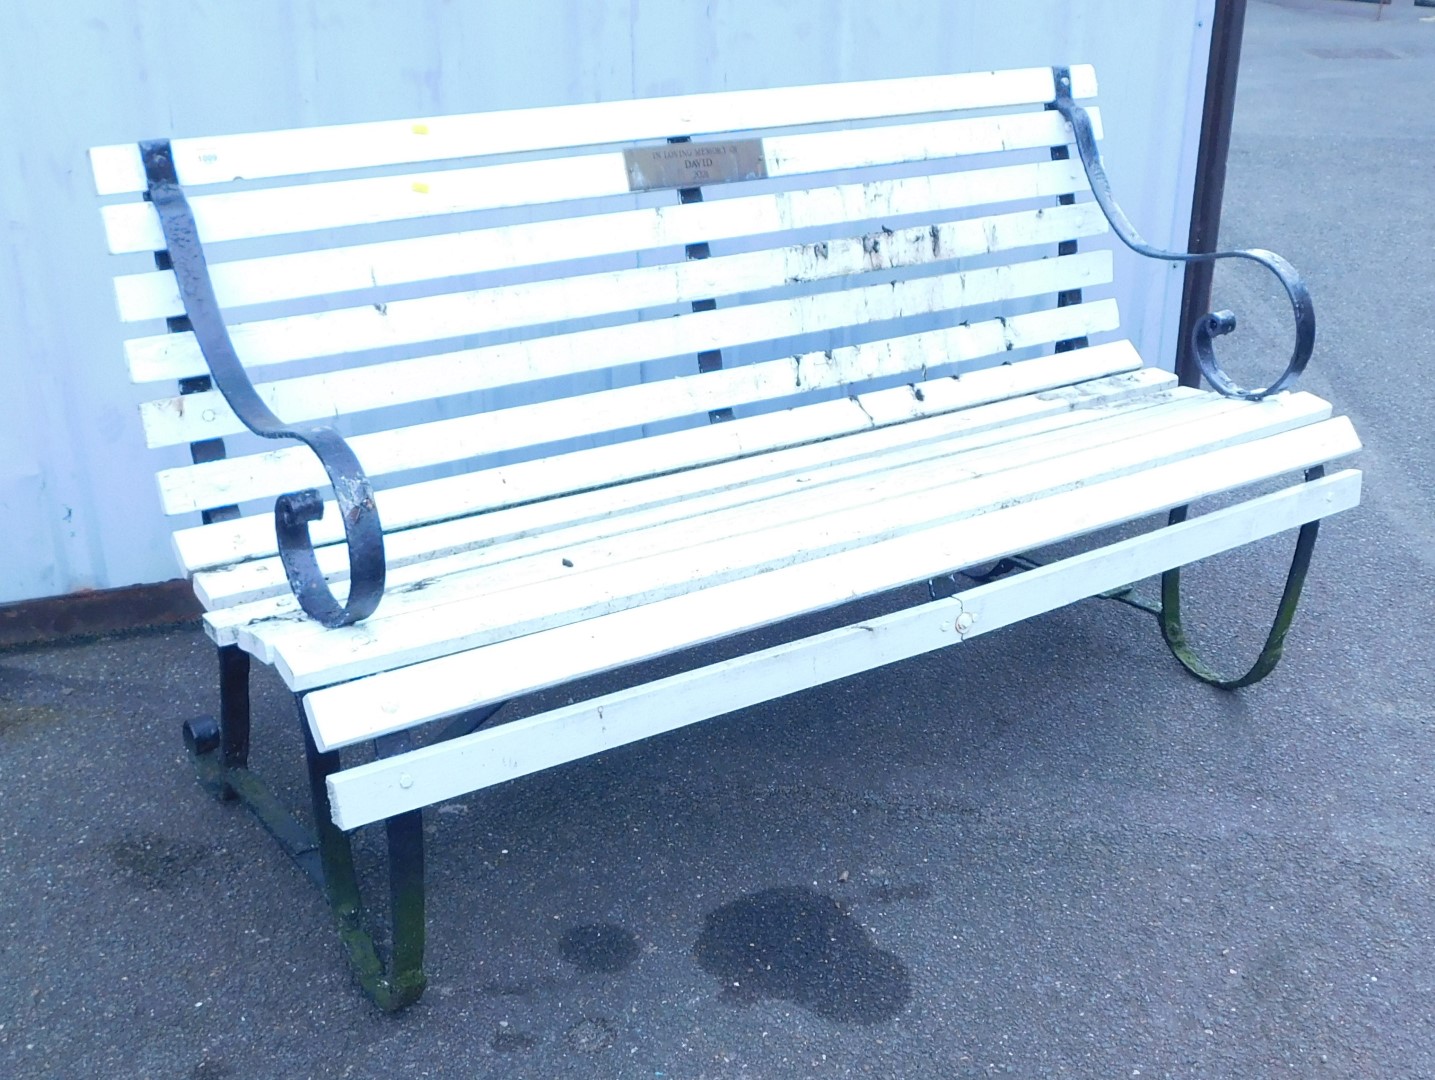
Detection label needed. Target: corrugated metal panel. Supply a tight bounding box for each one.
[0,0,1214,603]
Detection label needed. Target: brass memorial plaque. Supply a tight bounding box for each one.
[623,138,768,191]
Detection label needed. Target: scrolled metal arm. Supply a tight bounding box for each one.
[1050,67,1314,400]
[142,140,386,627]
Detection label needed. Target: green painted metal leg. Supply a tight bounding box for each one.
[181,648,427,1012]
[301,712,427,1012]
[1158,466,1325,689]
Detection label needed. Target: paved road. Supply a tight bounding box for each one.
[3,2,1433,1076]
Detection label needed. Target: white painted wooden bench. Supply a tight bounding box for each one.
[89,65,1361,1009]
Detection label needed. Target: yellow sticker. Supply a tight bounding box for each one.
[411,181,430,194]
[411,123,430,135]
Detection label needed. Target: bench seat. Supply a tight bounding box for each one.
[301,367,1356,831]
[212,354,1350,716]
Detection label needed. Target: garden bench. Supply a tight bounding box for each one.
[89,64,1361,1010]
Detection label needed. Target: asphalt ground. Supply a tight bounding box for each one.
[3,2,1433,1076]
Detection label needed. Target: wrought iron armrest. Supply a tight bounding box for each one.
[1051,67,1314,400]
[142,141,386,627]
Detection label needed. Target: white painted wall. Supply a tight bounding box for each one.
[0,0,1214,604]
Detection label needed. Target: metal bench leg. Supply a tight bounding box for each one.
[184,646,325,886]
[182,645,251,801]
[301,711,427,1012]
[1158,465,1325,689]
[181,649,426,1011]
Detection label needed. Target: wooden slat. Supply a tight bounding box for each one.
[323,469,1362,821]
[303,413,1360,753]
[175,341,1147,576]
[114,157,1093,322]
[195,359,1167,622]
[153,250,1113,513]
[90,66,1099,196]
[256,393,1341,691]
[139,203,1111,448]
[99,107,1105,255]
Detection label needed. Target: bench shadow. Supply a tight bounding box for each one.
[694,885,911,1024]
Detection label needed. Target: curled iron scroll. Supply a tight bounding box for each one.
[142,140,386,627]
[1050,67,1314,400]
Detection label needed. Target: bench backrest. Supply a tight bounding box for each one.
[90,65,1113,595]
